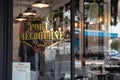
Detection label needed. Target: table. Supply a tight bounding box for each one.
[89,64,101,70]
[104,65,120,72]
[89,70,108,80]
[104,65,120,80]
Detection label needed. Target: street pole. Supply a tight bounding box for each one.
[79,0,85,68]
[104,0,111,50]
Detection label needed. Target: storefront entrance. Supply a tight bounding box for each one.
[1,0,120,80]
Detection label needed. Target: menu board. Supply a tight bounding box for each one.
[12,62,30,80]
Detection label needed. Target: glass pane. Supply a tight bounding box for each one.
[83,1,120,80]
[13,0,120,80]
[13,0,71,80]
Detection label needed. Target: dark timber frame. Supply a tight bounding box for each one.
[0,0,13,80]
[71,0,75,80]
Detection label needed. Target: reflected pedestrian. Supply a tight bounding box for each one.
[18,40,45,80]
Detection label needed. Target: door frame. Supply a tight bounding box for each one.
[0,0,13,80]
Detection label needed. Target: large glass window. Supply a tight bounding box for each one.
[13,0,71,80]
[13,0,120,80]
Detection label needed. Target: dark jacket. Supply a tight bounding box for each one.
[18,40,45,75]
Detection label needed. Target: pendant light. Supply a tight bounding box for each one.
[23,0,37,16]
[32,0,49,8]
[15,13,26,21]
[14,0,26,21]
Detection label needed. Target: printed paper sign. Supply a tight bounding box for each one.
[12,62,30,80]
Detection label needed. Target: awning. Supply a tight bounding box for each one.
[75,30,118,38]
[85,30,118,38]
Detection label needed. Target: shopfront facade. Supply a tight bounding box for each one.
[1,0,120,80]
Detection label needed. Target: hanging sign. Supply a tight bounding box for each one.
[12,62,30,80]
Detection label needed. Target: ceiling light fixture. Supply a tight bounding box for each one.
[15,13,26,21]
[23,0,36,16]
[32,0,49,8]
[14,0,26,21]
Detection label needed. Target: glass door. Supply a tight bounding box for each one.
[13,0,71,80]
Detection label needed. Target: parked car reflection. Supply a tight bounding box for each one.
[106,50,119,56]
[110,54,120,65]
